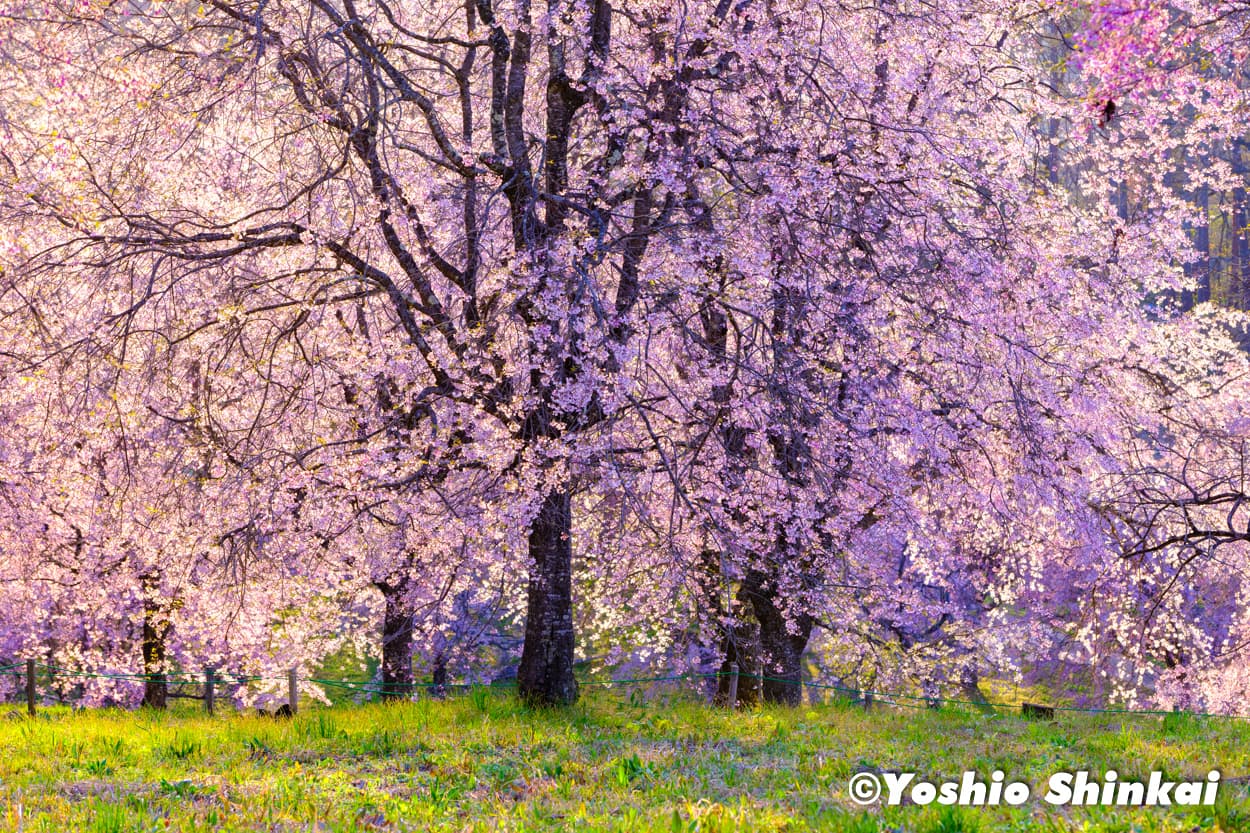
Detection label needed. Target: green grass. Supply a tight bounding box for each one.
[0,690,1247,831]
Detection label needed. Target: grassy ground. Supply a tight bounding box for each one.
[1,688,1248,832]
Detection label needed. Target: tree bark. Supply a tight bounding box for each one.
[959,667,997,713]
[716,602,762,707]
[741,570,814,707]
[141,610,169,709]
[140,574,169,709]
[429,652,448,699]
[517,487,580,705]
[378,577,415,699]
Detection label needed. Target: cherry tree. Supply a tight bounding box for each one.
[3,0,1249,713]
[606,0,1220,706]
[0,0,770,704]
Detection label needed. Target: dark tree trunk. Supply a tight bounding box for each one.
[959,667,996,713]
[709,569,763,707]
[378,577,414,699]
[517,487,579,705]
[140,575,169,709]
[429,652,448,699]
[741,570,814,707]
[141,611,168,709]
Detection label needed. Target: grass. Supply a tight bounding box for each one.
[0,689,1247,831]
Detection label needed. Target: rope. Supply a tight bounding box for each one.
[0,664,265,685]
[34,665,204,682]
[724,671,1250,720]
[579,673,704,687]
[4,663,1247,720]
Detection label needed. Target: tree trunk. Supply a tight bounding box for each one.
[711,576,761,707]
[378,578,415,699]
[716,615,762,707]
[141,608,168,709]
[140,574,169,709]
[959,666,997,714]
[517,487,579,705]
[429,652,447,699]
[741,570,813,707]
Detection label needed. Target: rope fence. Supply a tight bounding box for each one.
[0,660,1242,722]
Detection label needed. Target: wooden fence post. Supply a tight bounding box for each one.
[25,659,35,718]
[288,668,298,715]
[204,667,215,716]
[726,662,739,709]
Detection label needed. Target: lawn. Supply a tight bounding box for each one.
[1,688,1247,832]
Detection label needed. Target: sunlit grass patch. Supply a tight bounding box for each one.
[0,691,1246,831]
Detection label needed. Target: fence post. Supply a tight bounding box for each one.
[204,667,215,716]
[25,659,35,718]
[862,690,874,711]
[288,668,298,715]
[726,662,740,709]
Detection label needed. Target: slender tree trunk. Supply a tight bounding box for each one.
[430,652,447,699]
[716,601,762,707]
[378,578,414,699]
[141,574,169,709]
[517,487,579,705]
[141,605,169,709]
